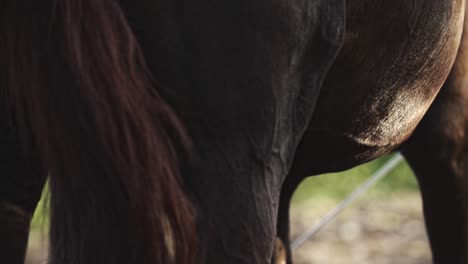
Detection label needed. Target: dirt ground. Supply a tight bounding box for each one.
[25,231,47,264]
[290,194,431,264]
[25,193,431,264]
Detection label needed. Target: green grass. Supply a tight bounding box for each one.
[291,153,419,203]
[30,186,49,230]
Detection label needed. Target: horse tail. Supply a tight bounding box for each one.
[1,1,197,263]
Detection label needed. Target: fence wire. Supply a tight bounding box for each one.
[291,153,404,251]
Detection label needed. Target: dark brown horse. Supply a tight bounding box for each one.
[0,0,465,264]
[278,1,467,264]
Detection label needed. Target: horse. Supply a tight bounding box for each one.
[0,0,465,264]
[278,2,468,264]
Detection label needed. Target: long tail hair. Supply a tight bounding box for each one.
[1,1,197,263]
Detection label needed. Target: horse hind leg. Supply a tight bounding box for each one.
[402,141,466,264]
[0,125,47,264]
[275,153,311,264]
[401,56,468,263]
[401,6,468,262]
[275,184,294,264]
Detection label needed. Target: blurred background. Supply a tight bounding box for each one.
[25,153,431,264]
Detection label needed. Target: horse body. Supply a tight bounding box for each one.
[1,0,467,263]
[124,0,344,263]
[279,0,465,263]
[295,0,465,173]
[2,0,345,263]
[119,1,345,262]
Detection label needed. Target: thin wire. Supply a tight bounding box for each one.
[291,153,404,251]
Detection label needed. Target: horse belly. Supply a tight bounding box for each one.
[304,0,465,171]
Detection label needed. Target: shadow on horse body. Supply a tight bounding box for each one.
[0,0,466,264]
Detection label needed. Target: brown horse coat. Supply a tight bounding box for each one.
[278,1,465,263]
[0,0,466,263]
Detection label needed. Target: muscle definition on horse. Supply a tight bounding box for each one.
[0,0,466,264]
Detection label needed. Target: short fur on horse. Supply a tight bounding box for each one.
[1,0,468,263]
